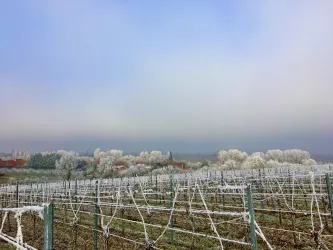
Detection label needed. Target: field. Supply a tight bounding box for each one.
[1,165,333,249]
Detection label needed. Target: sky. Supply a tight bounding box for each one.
[0,0,333,154]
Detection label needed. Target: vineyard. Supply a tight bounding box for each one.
[1,165,333,249]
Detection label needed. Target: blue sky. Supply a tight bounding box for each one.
[0,0,333,153]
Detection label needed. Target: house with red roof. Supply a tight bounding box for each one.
[0,158,27,167]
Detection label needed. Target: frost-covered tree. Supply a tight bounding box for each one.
[266,160,283,168]
[94,150,103,161]
[242,156,265,169]
[152,168,168,175]
[28,153,61,169]
[93,148,171,167]
[149,151,168,165]
[94,148,102,161]
[28,150,83,170]
[110,150,123,161]
[302,159,317,166]
[149,151,162,165]
[139,151,150,163]
[265,150,284,162]
[55,155,78,180]
[223,159,238,170]
[218,151,228,164]
[97,156,115,178]
[94,148,123,162]
[218,149,248,164]
[124,165,139,176]
[284,149,310,164]
[77,156,94,163]
[229,149,248,162]
[120,155,137,163]
[125,165,150,177]
[184,161,203,171]
[265,149,314,165]
[84,162,98,179]
[251,152,265,158]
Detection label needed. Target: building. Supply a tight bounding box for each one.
[0,158,8,167]
[0,158,27,167]
[12,150,30,160]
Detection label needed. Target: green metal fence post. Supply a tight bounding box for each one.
[94,180,99,250]
[246,184,257,250]
[170,174,174,245]
[326,174,333,222]
[44,203,54,250]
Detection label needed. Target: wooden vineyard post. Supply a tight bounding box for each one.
[16,182,19,208]
[94,180,99,250]
[44,203,54,250]
[74,179,78,211]
[155,175,158,200]
[221,172,225,204]
[170,174,174,245]
[221,172,226,229]
[259,169,264,220]
[246,184,257,250]
[325,174,333,222]
[288,169,291,191]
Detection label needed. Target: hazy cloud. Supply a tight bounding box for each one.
[0,0,332,152]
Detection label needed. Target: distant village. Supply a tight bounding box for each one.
[0,150,29,167]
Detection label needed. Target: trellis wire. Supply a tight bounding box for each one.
[0,164,333,249]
